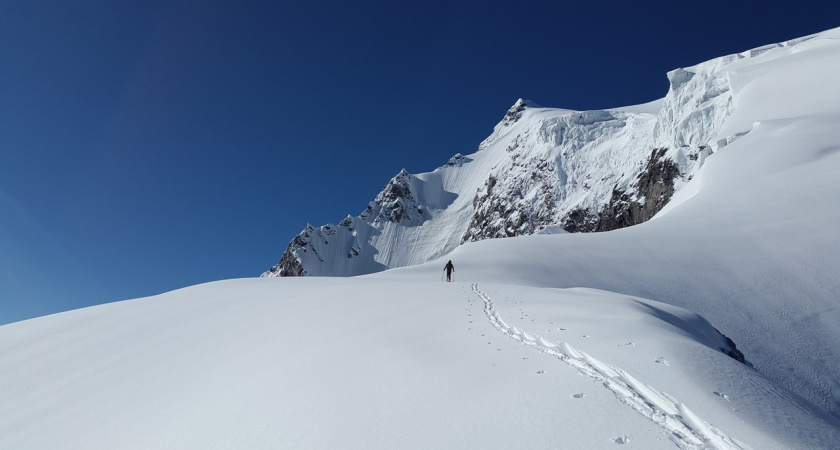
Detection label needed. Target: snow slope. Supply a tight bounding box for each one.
[3,276,838,449]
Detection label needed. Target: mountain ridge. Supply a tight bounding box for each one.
[263,34,755,277]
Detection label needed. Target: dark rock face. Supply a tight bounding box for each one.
[717,329,752,366]
[461,157,558,243]
[444,153,471,167]
[502,99,531,126]
[559,148,682,233]
[594,148,681,232]
[265,236,308,277]
[360,169,423,224]
[463,147,683,240]
[561,207,599,233]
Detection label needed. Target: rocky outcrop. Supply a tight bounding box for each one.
[444,153,470,167]
[360,169,425,225]
[461,156,558,243]
[502,99,534,126]
[718,329,751,366]
[560,207,599,233]
[594,148,682,231]
[556,148,682,233]
[462,108,651,243]
[263,234,309,277]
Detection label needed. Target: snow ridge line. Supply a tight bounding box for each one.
[471,283,748,450]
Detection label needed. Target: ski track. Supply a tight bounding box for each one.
[471,283,749,450]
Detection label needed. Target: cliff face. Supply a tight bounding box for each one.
[264,235,308,277]
[555,147,684,233]
[595,147,683,231]
[360,169,427,225]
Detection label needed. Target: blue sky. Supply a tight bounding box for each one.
[1,0,837,324]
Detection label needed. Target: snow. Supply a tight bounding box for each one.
[4,26,840,449]
[402,106,840,417]
[4,277,838,449]
[607,98,665,115]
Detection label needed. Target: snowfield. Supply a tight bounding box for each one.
[3,277,838,449]
[3,27,840,449]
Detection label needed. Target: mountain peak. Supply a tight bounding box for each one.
[503,99,540,126]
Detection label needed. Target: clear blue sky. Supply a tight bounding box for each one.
[1,0,837,324]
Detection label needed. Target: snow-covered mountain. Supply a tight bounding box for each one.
[4,27,840,449]
[263,28,756,277]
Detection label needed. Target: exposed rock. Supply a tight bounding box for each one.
[502,99,533,126]
[561,207,599,233]
[463,146,683,238]
[264,235,308,277]
[360,169,424,224]
[595,148,682,232]
[444,153,471,167]
[461,156,558,243]
[717,328,752,366]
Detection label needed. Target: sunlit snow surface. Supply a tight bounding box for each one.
[3,278,838,449]
[3,28,840,449]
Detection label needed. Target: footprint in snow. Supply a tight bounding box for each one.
[655,357,670,366]
[572,393,585,399]
[536,370,545,374]
[613,435,631,444]
[582,335,591,338]
[714,391,731,401]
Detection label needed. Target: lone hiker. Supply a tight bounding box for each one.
[443,260,455,282]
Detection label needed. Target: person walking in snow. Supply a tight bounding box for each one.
[443,260,455,282]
